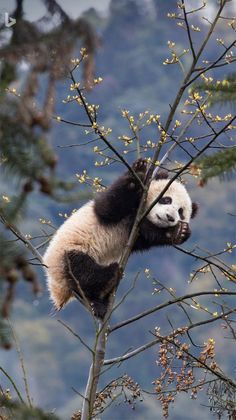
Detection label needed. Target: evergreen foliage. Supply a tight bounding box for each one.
[0,396,60,420]
[195,73,236,183]
[195,73,236,108]
[0,0,96,348]
[197,148,236,185]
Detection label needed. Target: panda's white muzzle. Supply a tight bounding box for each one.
[148,204,180,228]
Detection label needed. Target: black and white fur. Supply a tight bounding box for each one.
[43,159,198,318]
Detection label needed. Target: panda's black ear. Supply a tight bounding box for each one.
[153,170,169,180]
[191,202,198,218]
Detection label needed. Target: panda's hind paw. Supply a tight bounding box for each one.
[91,299,109,320]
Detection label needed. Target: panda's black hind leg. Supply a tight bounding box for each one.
[64,250,121,318]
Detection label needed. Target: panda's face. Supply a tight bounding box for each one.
[146,179,193,228]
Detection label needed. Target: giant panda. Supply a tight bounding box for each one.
[43,158,198,319]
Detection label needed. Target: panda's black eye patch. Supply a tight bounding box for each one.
[178,207,185,220]
[159,196,172,205]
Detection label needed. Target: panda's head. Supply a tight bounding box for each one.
[146,171,198,228]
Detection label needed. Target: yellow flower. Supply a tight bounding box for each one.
[121,109,129,117]
[2,195,10,203]
[191,25,201,32]
[167,40,175,48]
[175,120,181,127]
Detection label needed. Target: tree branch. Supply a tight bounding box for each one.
[182,0,196,60]
[109,291,236,334]
[141,115,236,221]
[70,71,145,189]
[0,215,44,266]
[106,307,236,366]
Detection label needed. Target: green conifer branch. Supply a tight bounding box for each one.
[194,73,236,107]
[198,148,236,183]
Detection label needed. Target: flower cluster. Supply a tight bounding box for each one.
[70,48,88,68]
[153,328,218,417]
[76,170,103,191]
[91,375,142,417]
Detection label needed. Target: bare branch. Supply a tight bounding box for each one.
[182,0,196,60]
[109,291,236,333]
[162,335,236,389]
[0,367,25,405]
[58,320,94,355]
[104,338,160,365]
[106,307,236,366]
[53,116,91,127]
[142,115,236,221]
[69,71,145,189]
[0,215,44,266]
[185,39,236,88]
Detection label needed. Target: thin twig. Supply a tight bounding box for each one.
[0,367,25,405]
[163,334,236,389]
[111,271,141,315]
[10,324,32,408]
[185,39,236,88]
[104,338,160,365]
[106,308,236,366]
[182,0,196,60]
[0,215,44,266]
[53,116,91,127]
[142,115,236,221]
[58,320,94,355]
[109,291,236,333]
[70,71,145,189]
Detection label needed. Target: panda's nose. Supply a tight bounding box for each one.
[167,214,175,222]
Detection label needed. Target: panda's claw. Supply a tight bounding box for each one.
[128,181,136,190]
[91,300,109,319]
[132,158,148,176]
[174,222,191,244]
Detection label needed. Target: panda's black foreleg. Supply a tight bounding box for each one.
[133,220,191,252]
[65,250,121,319]
[94,158,147,224]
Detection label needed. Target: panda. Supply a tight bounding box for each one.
[43,158,198,319]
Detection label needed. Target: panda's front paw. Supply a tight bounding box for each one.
[132,158,148,178]
[127,158,147,189]
[173,222,191,244]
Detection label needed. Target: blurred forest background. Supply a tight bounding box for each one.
[0,0,236,419]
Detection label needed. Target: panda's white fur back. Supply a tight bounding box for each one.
[43,200,129,309]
